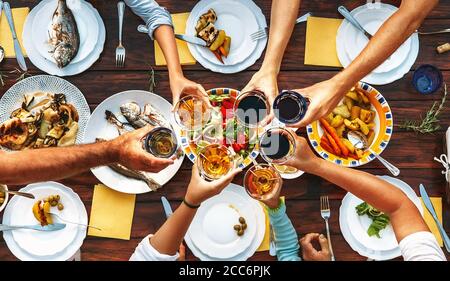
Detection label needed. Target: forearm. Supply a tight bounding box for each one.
[0,142,116,185]
[260,0,300,74]
[150,203,196,255]
[267,199,301,261]
[154,25,183,79]
[333,0,438,92]
[308,159,428,241]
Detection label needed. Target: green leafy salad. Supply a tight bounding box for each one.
[355,202,390,238]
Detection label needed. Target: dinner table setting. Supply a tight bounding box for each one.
[0,0,449,261]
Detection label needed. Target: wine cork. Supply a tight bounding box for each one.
[437,43,450,54]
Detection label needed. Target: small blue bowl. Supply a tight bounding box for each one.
[412,64,443,95]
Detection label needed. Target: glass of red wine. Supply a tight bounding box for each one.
[273,90,308,125]
[233,90,270,128]
[259,127,296,164]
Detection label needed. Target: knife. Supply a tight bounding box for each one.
[174,34,207,47]
[419,184,450,252]
[161,196,173,219]
[0,223,66,232]
[3,2,27,71]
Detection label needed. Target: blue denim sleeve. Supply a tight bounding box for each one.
[267,200,301,261]
[124,0,173,40]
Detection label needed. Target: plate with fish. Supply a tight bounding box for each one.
[22,0,105,76]
[32,0,98,67]
[0,75,90,151]
[83,90,184,194]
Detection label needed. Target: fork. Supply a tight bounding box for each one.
[115,1,126,67]
[320,196,335,261]
[50,212,102,231]
[250,12,312,42]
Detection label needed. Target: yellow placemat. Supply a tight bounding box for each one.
[0,7,29,58]
[154,12,196,66]
[420,197,443,247]
[304,16,342,67]
[88,184,136,240]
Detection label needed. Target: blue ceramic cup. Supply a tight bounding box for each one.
[412,64,443,94]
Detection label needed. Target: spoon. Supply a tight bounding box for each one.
[347,131,400,176]
[0,185,35,199]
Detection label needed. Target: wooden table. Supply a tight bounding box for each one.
[1,0,449,261]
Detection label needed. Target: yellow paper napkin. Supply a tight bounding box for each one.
[256,204,270,252]
[154,12,196,66]
[420,197,443,247]
[88,184,136,240]
[304,16,342,67]
[0,7,29,58]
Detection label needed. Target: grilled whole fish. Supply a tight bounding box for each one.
[120,102,171,129]
[49,0,79,68]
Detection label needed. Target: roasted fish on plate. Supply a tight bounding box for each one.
[49,0,80,68]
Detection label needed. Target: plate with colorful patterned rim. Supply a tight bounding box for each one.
[178,88,260,169]
[306,82,393,167]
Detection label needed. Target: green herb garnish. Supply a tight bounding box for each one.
[355,202,390,238]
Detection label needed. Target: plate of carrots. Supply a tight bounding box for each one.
[306,82,393,167]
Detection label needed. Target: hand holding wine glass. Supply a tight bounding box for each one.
[283,134,322,174]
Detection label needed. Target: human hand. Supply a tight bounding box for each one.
[300,233,331,261]
[111,125,175,173]
[185,164,242,206]
[170,75,211,110]
[283,133,320,173]
[242,68,278,125]
[288,78,347,128]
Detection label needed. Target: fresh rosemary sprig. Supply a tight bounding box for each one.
[148,66,156,93]
[9,68,31,82]
[400,83,447,134]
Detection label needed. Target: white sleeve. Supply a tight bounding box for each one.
[399,231,446,261]
[129,234,179,261]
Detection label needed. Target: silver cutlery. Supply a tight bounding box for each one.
[0,1,4,63]
[419,184,450,253]
[269,223,276,256]
[115,1,126,67]
[0,185,34,199]
[161,196,173,218]
[418,28,450,35]
[320,196,335,261]
[0,223,66,232]
[49,212,101,231]
[3,2,27,71]
[338,6,372,40]
[250,12,312,42]
[174,34,207,47]
[347,131,400,176]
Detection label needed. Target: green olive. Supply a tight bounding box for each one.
[239,217,246,224]
[55,195,60,202]
[233,224,241,231]
[241,223,247,230]
[237,229,244,236]
[50,200,58,207]
[57,203,64,211]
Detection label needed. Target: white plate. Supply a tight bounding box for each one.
[31,0,99,65]
[186,0,258,66]
[186,0,267,74]
[184,183,266,261]
[23,0,106,76]
[83,90,184,194]
[342,4,411,74]
[0,75,91,149]
[187,188,257,259]
[2,182,87,260]
[336,3,419,85]
[339,175,423,260]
